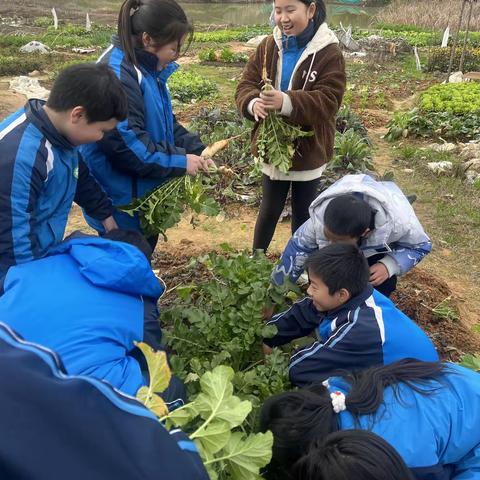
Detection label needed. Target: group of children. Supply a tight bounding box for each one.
[0,0,479,478]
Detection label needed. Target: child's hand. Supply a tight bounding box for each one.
[102,215,118,233]
[186,154,215,175]
[252,99,268,121]
[263,343,273,356]
[260,88,284,111]
[369,263,389,286]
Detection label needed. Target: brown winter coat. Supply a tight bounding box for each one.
[235,28,346,172]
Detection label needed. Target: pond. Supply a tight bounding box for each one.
[180,2,380,28]
[1,1,380,29]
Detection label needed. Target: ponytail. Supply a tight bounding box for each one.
[260,360,449,478]
[117,0,193,65]
[344,360,449,415]
[118,0,141,64]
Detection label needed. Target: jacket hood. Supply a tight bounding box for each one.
[49,236,163,299]
[25,99,76,150]
[309,174,396,249]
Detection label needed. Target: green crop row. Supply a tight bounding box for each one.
[420,83,480,115]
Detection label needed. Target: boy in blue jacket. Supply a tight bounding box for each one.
[0,63,127,276]
[263,243,438,387]
[0,230,183,405]
[0,321,208,480]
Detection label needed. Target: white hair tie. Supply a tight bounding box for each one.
[330,391,346,414]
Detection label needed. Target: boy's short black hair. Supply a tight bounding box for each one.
[324,194,374,238]
[46,63,128,123]
[305,244,369,298]
[102,229,153,262]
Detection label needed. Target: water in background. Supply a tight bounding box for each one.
[179,2,380,28]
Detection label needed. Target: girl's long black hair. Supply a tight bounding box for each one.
[118,0,193,64]
[296,0,327,31]
[259,359,449,479]
[293,430,416,480]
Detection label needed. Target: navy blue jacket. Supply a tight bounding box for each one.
[81,36,204,232]
[264,285,439,387]
[0,321,208,479]
[0,236,163,396]
[0,99,113,276]
[328,364,480,479]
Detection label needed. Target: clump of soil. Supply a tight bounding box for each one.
[393,269,480,361]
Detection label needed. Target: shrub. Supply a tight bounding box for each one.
[198,47,217,62]
[427,47,480,73]
[168,70,218,102]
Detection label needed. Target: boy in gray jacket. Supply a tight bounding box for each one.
[272,174,431,297]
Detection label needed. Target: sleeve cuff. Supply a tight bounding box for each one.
[378,256,400,277]
[247,98,260,116]
[280,92,293,117]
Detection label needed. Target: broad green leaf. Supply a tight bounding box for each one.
[205,464,219,480]
[460,354,480,372]
[136,388,168,417]
[164,403,197,429]
[213,431,273,480]
[136,342,172,393]
[193,366,252,430]
[193,420,232,454]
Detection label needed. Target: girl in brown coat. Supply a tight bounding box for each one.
[235,0,346,252]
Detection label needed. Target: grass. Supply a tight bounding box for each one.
[394,146,480,251]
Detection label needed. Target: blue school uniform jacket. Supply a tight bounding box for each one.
[0,321,208,480]
[81,36,204,232]
[0,99,113,276]
[264,285,438,387]
[328,364,480,479]
[0,236,163,396]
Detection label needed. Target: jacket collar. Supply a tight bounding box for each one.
[25,99,76,150]
[274,22,339,55]
[324,284,374,317]
[282,20,316,51]
[112,35,179,78]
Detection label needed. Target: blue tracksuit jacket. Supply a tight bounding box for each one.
[264,285,439,386]
[328,364,480,479]
[0,99,113,276]
[0,321,208,480]
[0,236,163,396]
[81,36,204,232]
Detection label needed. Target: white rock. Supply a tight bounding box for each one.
[19,41,50,54]
[246,35,268,47]
[9,76,50,100]
[448,71,464,83]
[403,168,414,173]
[427,161,453,174]
[465,170,480,184]
[428,142,457,153]
[461,143,480,160]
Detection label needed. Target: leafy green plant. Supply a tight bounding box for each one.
[135,346,274,479]
[119,176,219,240]
[168,70,218,102]
[336,104,370,141]
[163,249,299,412]
[459,354,480,372]
[420,83,480,115]
[432,297,460,322]
[427,47,480,73]
[385,110,417,141]
[193,25,270,43]
[329,129,374,173]
[198,47,217,62]
[219,47,249,63]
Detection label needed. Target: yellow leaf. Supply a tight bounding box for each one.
[135,342,172,394]
[137,387,169,417]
